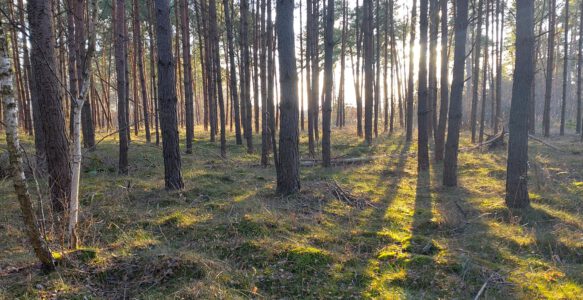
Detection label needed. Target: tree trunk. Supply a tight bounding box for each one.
[224,0,243,144]
[28,0,71,212]
[471,0,483,143]
[435,0,449,162]
[443,0,469,187]
[560,0,569,136]
[322,0,334,166]
[114,0,129,175]
[578,0,583,134]
[506,0,534,208]
[479,1,490,143]
[428,0,439,141]
[69,0,97,248]
[543,0,556,137]
[495,0,504,133]
[417,0,430,171]
[154,0,184,190]
[406,0,417,142]
[363,0,374,144]
[241,0,254,153]
[1,25,55,271]
[180,0,194,152]
[276,0,301,194]
[209,0,227,157]
[133,0,151,144]
[148,0,160,145]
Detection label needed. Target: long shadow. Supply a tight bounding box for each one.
[402,169,438,298]
[322,141,413,297]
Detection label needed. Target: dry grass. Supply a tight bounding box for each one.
[0,127,582,299]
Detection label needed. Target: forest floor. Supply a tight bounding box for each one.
[1,127,582,299]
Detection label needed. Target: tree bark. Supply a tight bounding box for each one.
[471,0,483,143]
[134,0,152,144]
[543,0,556,137]
[1,25,55,271]
[443,0,469,187]
[223,0,243,145]
[406,0,417,142]
[578,0,583,134]
[28,0,71,212]
[417,0,430,171]
[560,0,569,136]
[506,0,534,208]
[241,0,254,153]
[363,0,374,144]
[114,0,129,175]
[435,0,449,162]
[276,0,301,194]
[154,0,184,190]
[322,0,334,166]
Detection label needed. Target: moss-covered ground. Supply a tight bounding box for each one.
[1,127,582,299]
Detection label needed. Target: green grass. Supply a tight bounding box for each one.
[1,126,582,299]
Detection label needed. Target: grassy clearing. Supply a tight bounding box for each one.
[1,127,582,299]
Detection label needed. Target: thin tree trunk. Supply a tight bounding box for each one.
[322,0,334,166]
[471,0,483,143]
[479,1,490,143]
[435,0,449,162]
[241,0,254,153]
[417,0,430,170]
[443,0,469,187]
[560,0,569,136]
[543,0,556,137]
[114,0,129,175]
[224,0,243,144]
[1,25,55,271]
[406,0,417,142]
[578,0,583,134]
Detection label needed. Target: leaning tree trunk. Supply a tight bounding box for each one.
[154,0,185,190]
[443,0,469,187]
[506,0,534,208]
[1,20,55,272]
[276,0,301,194]
[28,0,71,212]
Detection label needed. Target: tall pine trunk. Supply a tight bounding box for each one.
[406,0,417,142]
[154,0,184,190]
[417,0,430,171]
[443,0,469,187]
[276,0,301,194]
[322,0,334,166]
[29,0,71,212]
[506,0,535,208]
[543,0,556,137]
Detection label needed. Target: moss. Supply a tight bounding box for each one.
[278,246,333,274]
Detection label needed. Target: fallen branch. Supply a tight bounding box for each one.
[528,135,566,153]
[327,180,376,209]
